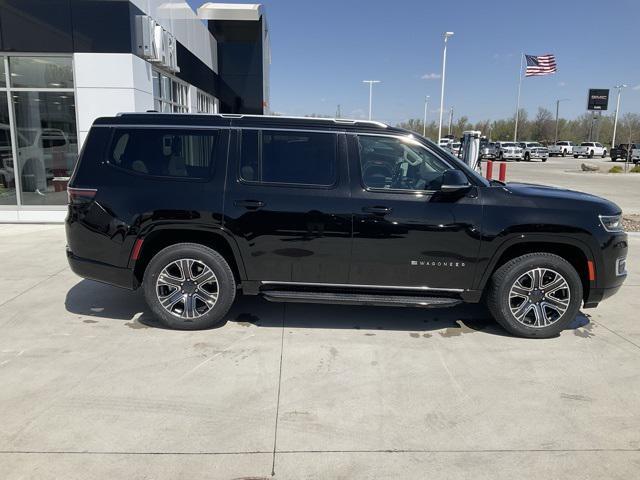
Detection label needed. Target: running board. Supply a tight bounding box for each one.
[261,290,462,308]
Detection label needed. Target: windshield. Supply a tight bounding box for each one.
[503,142,516,147]
[528,143,542,147]
[581,142,593,146]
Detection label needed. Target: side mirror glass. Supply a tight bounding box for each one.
[440,169,471,193]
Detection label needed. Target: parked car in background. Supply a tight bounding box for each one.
[631,146,640,164]
[438,138,452,149]
[573,142,607,159]
[448,142,462,158]
[479,141,497,160]
[610,143,640,162]
[65,112,627,339]
[549,141,575,157]
[494,141,523,161]
[518,142,549,162]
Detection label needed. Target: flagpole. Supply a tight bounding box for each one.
[514,53,524,142]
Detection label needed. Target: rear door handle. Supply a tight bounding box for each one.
[362,206,392,215]
[234,200,265,210]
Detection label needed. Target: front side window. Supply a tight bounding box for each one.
[108,128,217,178]
[240,130,337,186]
[358,135,450,191]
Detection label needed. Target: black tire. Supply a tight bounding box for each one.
[486,253,583,338]
[524,153,530,162]
[542,158,547,162]
[561,149,566,157]
[588,150,594,158]
[602,150,607,159]
[143,243,236,330]
[573,154,579,158]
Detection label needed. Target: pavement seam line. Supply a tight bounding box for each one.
[590,319,640,352]
[0,266,67,310]
[271,303,286,476]
[1,448,639,455]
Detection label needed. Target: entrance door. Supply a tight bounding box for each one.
[225,128,352,284]
[348,133,482,291]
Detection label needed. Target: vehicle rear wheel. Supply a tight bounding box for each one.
[143,243,236,330]
[588,150,594,158]
[561,149,566,157]
[524,153,530,161]
[602,150,607,158]
[573,154,579,158]
[486,253,582,338]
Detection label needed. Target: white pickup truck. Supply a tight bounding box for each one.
[549,141,575,157]
[573,142,607,159]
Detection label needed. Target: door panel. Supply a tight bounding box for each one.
[224,129,352,283]
[348,134,482,290]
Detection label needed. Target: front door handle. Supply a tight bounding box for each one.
[362,206,392,215]
[235,200,265,210]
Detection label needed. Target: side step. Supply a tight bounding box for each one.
[261,290,462,309]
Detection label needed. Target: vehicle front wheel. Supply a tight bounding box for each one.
[486,253,583,338]
[143,243,236,330]
[524,153,530,161]
[602,150,607,158]
[562,149,566,157]
[573,154,579,158]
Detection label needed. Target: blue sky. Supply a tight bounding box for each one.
[188,0,639,125]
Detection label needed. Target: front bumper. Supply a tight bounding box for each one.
[583,232,628,308]
[502,153,523,160]
[67,248,137,290]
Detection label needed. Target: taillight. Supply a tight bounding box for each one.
[67,187,97,205]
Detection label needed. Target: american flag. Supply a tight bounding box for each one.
[525,54,557,77]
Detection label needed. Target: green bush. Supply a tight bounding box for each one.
[630,165,640,173]
[609,166,624,173]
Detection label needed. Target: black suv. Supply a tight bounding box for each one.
[66,113,628,338]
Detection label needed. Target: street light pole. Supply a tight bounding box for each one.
[363,80,380,120]
[437,32,454,142]
[611,84,627,149]
[554,98,569,145]
[423,95,430,137]
[448,107,454,136]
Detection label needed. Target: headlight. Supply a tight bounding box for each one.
[599,214,624,232]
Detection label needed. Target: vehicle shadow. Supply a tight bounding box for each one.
[64,279,591,337]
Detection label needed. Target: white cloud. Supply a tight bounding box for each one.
[633,84,640,90]
[421,73,441,80]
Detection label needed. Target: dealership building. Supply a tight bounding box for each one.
[0,0,270,222]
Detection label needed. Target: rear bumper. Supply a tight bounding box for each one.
[67,248,137,290]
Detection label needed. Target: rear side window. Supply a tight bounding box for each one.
[240,129,337,186]
[108,128,218,178]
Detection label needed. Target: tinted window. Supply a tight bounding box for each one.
[358,135,449,191]
[240,130,337,186]
[108,129,217,178]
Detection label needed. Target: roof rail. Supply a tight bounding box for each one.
[116,112,388,128]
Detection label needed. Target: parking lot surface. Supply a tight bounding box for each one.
[1,223,640,477]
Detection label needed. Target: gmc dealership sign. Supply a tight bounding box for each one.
[587,89,609,111]
[135,15,179,73]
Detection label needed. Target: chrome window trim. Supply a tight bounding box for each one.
[260,281,464,293]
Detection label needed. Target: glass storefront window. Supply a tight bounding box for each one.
[0,92,16,205]
[0,58,6,88]
[12,91,78,205]
[9,57,74,89]
[153,69,189,113]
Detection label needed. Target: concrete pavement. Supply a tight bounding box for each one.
[0,225,639,479]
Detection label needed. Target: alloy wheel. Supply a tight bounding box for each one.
[156,258,219,319]
[508,267,570,328]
